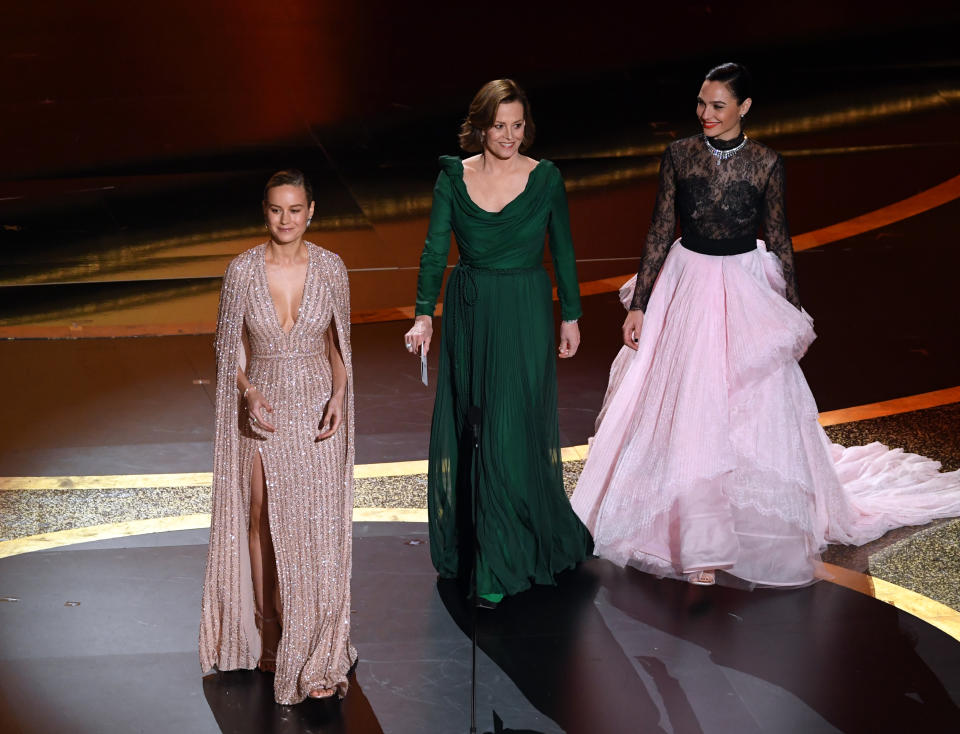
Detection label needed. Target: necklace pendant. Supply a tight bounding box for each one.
[704,134,748,165]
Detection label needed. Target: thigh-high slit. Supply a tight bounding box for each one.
[248,448,281,665]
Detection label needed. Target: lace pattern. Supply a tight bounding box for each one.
[630,136,801,311]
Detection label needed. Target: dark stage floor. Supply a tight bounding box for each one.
[2,525,959,734]
[2,8,960,734]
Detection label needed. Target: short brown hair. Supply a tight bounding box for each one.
[263,169,314,204]
[458,79,536,153]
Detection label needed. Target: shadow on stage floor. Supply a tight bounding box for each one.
[202,669,383,734]
[440,562,960,734]
[3,524,957,734]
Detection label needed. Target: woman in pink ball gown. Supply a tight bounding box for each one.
[572,63,960,588]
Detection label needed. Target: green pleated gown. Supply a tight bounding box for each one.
[415,155,594,599]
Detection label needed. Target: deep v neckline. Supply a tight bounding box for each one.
[261,243,312,337]
[458,159,542,214]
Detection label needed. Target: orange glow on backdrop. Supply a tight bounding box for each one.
[1,1,357,176]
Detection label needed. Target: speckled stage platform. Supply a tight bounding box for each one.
[3,3,960,733]
[2,404,960,613]
[2,524,959,734]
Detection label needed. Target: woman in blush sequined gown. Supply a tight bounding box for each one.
[572,63,960,588]
[200,170,356,703]
[404,79,593,606]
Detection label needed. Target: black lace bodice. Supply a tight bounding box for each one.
[630,134,801,311]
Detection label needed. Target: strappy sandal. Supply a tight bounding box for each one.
[255,613,280,673]
[307,688,338,699]
[687,570,716,586]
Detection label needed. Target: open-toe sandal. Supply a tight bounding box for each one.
[687,570,716,586]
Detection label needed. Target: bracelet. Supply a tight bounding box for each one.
[561,319,579,325]
[242,385,257,400]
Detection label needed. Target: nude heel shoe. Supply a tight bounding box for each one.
[687,570,716,586]
[255,612,280,673]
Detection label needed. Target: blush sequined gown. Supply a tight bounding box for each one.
[199,243,357,703]
[572,134,960,587]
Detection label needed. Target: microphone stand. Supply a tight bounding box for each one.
[467,405,482,734]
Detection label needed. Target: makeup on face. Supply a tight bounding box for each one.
[484,100,525,160]
[696,80,747,141]
[264,185,313,244]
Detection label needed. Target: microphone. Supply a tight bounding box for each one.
[466,403,483,734]
[467,405,482,442]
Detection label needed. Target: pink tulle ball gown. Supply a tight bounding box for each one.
[571,133,960,587]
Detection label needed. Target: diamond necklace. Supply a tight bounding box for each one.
[704,134,748,166]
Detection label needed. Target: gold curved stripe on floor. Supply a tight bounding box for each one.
[817,386,960,427]
[0,508,428,558]
[0,388,952,493]
[819,562,960,642]
[573,172,960,299]
[0,445,591,491]
[792,172,960,251]
[2,514,956,645]
[356,170,960,320]
[10,167,953,339]
[351,172,960,320]
[0,514,213,557]
[0,472,214,491]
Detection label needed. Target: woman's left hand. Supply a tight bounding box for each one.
[558,320,580,359]
[316,394,345,441]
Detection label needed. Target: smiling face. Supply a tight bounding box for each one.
[263,184,314,245]
[482,101,526,160]
[697,80,752,141]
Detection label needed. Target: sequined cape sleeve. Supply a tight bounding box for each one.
[546,164,583,322]
[200,250,259,672]
[762,154,802,309]
[320,248,356,525]
[630,146,678,311]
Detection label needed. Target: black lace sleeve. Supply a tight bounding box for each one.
[630,146,678,311]
[762,155,801,310]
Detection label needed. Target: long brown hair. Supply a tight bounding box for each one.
[458,79,536,153]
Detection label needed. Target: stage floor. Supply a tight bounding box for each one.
[2,16,960,734]
[2,524,959,734]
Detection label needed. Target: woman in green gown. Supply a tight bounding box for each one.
[404,79,593,604]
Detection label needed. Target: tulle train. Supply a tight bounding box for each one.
[572,240,960,587]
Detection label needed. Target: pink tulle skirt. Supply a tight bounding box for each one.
[572,240,960,587]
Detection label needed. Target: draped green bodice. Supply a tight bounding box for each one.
[416,154,593,598]
[415,156,583,322]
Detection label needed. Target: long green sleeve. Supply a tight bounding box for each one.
[422,155,594,596]
[415,172,454,317]
[547,168,583,322]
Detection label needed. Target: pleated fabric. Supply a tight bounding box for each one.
[573,239,960,587]
[418,156,593,598]
[429,264,594,596]
[200,243,357,703]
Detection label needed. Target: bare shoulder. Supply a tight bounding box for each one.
[461,154,482,174]
[519,154,539,172]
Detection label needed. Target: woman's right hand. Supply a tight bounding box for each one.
[246,387,276,432]
[404,315,433,356]
[622,310,644,350]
